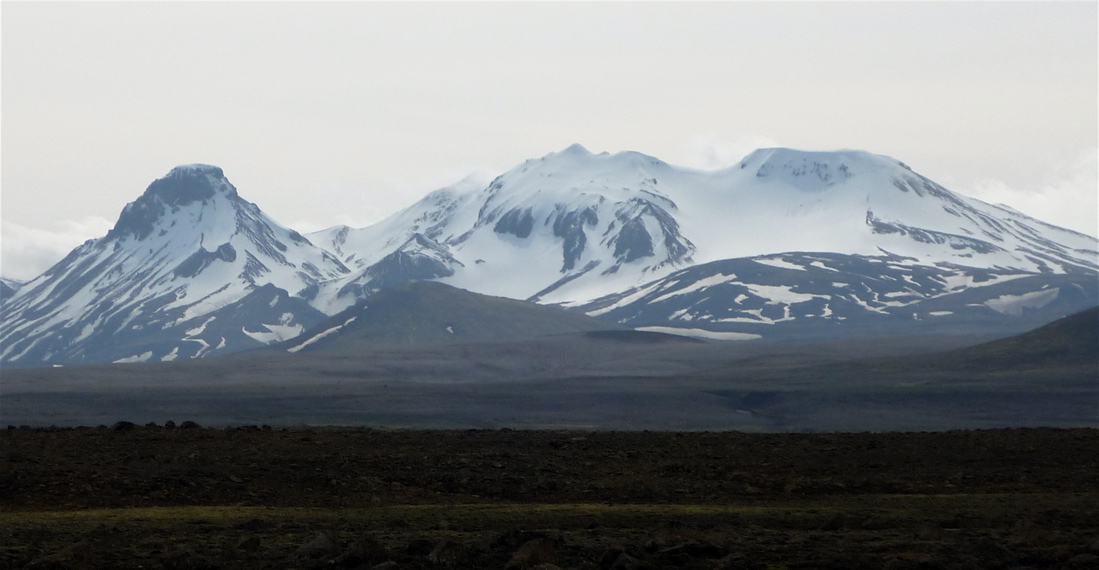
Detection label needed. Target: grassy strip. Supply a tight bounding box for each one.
[4,492,1095,527]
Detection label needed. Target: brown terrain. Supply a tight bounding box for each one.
[2,425,1098,569]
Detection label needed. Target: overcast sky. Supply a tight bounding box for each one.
[2,2,1096,281]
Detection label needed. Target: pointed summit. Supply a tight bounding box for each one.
[148,164,236,204]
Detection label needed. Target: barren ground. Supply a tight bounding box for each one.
[2,426,1098,569]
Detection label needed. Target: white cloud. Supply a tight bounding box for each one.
[681,134,782,171]
[963,147,1098,237]
[0,216,113,281]
[287,164,499,234]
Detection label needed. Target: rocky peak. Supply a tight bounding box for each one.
[149,164,235,205]
[109,164,238,241]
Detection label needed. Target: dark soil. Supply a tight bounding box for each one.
[2,426,1098,569]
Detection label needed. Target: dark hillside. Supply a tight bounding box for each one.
[279,281,626,352]
[781,306,1099,379]
[938,305,1099,370]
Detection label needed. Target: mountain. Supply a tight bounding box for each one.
[310,145,1097,332]
[281,280,627,352]
[0,165,348,367]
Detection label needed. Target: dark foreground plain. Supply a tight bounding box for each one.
[2,427,1098,569]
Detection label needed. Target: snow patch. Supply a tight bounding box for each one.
[754,258,805,271]
[636,326,761,341]
[984,288,1060,316]
[187,337,211,357]
[715,316,775,325]
[186,316,216,336]
[243,322,304,345]
[744,284,820,304]
[287,316,357,353]
[161,346,180,362]
[114,351,153,364]
[649,273,736,304]
[939,272,1029,292]
[585,281,664,317]
[809,261,839,272]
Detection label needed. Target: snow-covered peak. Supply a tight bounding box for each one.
[736,148,909,192]
[558,143,593,156]
[482,145,675,211]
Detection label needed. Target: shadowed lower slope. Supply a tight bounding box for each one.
[280,281,628,352]
[937,305,1099,371]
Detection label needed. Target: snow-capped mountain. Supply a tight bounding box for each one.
[0,165,349,367]
[311,145,1097,315]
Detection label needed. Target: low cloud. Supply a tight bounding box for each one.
[0,216,113,281]
[682,134,782,171]
[964,147,1098,237]
[291,166,498,234]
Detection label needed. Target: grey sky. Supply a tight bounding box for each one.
[2,1,1096,281]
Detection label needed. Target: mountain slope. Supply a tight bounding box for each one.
[575,251,1099,341]
[0,165,348,367]
[282,281,626,352]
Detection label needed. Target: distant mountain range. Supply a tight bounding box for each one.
[2,147,1097,367]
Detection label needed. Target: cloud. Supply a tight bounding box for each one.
[681,134,782,171]
[286,165,499,234]
[963,147,1098,237]
[0,216,113,281]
